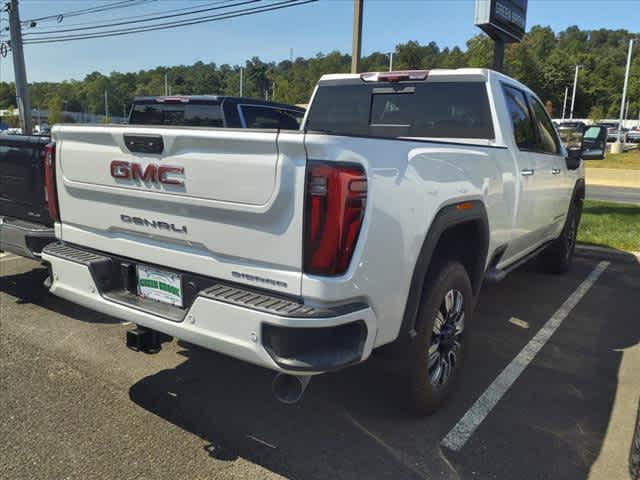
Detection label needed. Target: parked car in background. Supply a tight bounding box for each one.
[0,135,56,259]
[43,68,595,413]
[557,121,586,149]
[627,126,640,144]
[557,121,586,134]
[600,122,628,143]
[128,95,305,130]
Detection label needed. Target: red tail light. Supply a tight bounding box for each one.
[304,161,367,276]
[43,142,59,222]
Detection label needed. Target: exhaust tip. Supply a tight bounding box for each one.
[272,373,311,404]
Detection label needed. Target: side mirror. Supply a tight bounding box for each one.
[565,148,582,170]
[582,149,605,161]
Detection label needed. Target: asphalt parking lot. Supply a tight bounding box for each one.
[1,253,639,480]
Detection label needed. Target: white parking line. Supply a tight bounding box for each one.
[441,261,610,452]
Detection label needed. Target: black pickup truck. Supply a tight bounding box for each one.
[0,135,56,259]
[0,96,306,260]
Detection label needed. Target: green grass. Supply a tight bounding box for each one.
[585,148,640,170]
[578,200,640,252]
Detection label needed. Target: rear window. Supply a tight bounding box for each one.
[306,82,494,139]
[129,102,224,127]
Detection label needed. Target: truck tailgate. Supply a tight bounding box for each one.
[52,125,306,296]
[0,135,52,225]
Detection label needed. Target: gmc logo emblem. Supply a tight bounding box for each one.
[110,161,184,186]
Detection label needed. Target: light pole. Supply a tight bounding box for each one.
[619,39,635,140]
[351,0,363,73]
[389,52,393,71]
[569,65,583,120]
[561,86,569,121]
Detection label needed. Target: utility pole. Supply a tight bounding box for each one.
[389,52,393,72]
[164,72,168,96]
[569,65,582,120]
[104,89,109,120]
[617,39,634,146]
[8,0,32,134]
[561,86,568,121]
[351,0,363,74]
[239,67,244,97]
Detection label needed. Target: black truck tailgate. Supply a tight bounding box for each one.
[0,135,52,226]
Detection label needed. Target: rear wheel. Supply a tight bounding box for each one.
[404,261,472,415]
[540,200,580,274]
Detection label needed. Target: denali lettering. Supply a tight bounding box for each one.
[121,214,187,234]
[110,161,184,186]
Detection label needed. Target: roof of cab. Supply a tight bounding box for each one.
[132,95,305,111]
[316,68,536,99]
[318,68,491,82]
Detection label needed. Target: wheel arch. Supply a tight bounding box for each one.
[398,200,490,341]
[571,177,586,224]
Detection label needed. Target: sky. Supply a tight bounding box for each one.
[0,0,638,83]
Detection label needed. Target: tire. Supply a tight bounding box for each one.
[540,200,580,274]
[404,261,472,415]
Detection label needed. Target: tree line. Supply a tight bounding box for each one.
[0,25,638,124]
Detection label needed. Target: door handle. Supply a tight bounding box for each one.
[521,169,535,176]
[551,168,561,175]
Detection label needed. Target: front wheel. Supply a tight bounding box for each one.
[404,261,472,415]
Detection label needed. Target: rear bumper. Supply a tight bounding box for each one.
[42,242,377,374]
[0,217,55,259]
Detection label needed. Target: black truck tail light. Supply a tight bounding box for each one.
[304,161,367,276]
[43,142,59,222]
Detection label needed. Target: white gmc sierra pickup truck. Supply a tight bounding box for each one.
[43,69,593,413]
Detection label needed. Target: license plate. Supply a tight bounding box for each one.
[137,265,183,308]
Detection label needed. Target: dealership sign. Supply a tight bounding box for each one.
[475,0,528,43]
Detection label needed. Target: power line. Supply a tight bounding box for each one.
[24,0,260,36]
[23,0,316,45]
[22,0,152,25]
[22,0,233,31]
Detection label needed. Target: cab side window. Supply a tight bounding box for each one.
[502,85,536,150]
[529,96,560,154]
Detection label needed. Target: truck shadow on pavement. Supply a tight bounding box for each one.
[0,265,121,324]
[128,344,436,480]
[127,259,640,480]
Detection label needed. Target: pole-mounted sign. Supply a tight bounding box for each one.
[474,0,528,71]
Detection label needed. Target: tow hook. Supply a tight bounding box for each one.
[126,325,172,354]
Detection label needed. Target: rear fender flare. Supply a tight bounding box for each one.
[399,200,489,340]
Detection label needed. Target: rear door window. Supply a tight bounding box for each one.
[502,85,536,150]
[240,105,303,130]
[306,82,494,139]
